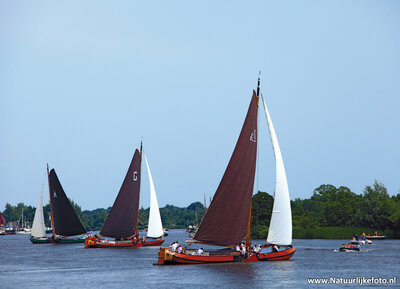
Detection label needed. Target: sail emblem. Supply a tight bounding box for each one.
[249,129,257,143]
[133,171,138,181]
[53,191,57,198]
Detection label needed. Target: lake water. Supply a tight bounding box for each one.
[1,230,399,288]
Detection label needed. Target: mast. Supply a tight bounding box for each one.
[135,140,143,238]
[47,164,56,238]
[245,72,261,248]
[203,193,207,214]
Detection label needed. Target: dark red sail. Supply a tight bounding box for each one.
[48,169,87,236]
[194,91,258,246]
[0,212,5,226]
[100,149,141,238]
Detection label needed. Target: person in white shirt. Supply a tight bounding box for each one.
[253,244,260,253]
[197,248,204,256]
[171,242,178,252]
[236,245,241,252]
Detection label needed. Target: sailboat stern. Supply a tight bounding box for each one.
[154,247,174,265]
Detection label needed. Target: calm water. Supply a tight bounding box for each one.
[1,230,399,288]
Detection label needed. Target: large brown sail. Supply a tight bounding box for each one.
[48,169,87,236]
[100,149,141,238]
[194,91,258,246]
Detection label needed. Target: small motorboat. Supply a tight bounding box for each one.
[339,244,360,252]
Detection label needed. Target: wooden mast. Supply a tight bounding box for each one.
[135,141,143,238]
[47,164,56,238]
[245,72,260,249]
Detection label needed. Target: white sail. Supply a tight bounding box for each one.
[31,184,47,238]
[262,94,292,246]
[144,154,164,238]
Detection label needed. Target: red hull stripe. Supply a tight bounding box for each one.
[257,251,295,261]
[89,243,135,248]
[142,239,164,246]
[173,254,234,264]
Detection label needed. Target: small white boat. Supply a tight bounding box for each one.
[16,228,31,235]
[350,238,372,245]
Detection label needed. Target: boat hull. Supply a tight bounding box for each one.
[155,247,295,265]
[245,247,296,262]
[31,236,86,244]
[53,237,85,243]
[339,247,360,252]
[30,236,50,244]
[142,238,164,247]
[85,238,143,248]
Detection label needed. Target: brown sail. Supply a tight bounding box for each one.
[194,91,258,246]
[100,149,141,238]
[48,168,87,236]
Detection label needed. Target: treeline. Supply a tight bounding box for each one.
[1,200,205,231]
[2,181,399,238]
[251,181,400,239]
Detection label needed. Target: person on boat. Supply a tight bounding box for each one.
[197,248,203,256]
[236,244,241,252]
[171,242,179,252]
[241,245,248,257]
[253,244,261,254]
[177,245,183,254]
[272,245,279,252]
[355,234,359,241]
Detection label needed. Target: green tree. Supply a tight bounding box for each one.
[250,191,273,239]
[356,181,393,229]
[312,185,361,227]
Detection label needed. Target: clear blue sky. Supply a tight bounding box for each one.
[1,1,399,211]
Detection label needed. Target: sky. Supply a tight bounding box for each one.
[1,0,399,211]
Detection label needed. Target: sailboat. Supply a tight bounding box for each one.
[47,165,88,243]
[16,209,31,234]
[30,184,49,243]
[85,144,165,248]
[155,76,295,265]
